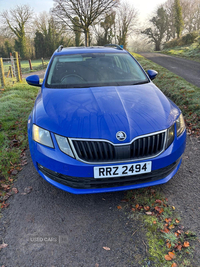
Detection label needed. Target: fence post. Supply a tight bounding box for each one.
[0,57,6,88]
[18,53,22,80]
[29,59,33,70]
[14,52,22,82]
[41,57,44,68]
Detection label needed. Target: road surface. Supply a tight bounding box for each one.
[140,52,200,88]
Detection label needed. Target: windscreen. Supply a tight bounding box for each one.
[46,52,149,88]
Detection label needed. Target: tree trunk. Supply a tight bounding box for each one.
[155,42,161,51]
[84,29,89,46]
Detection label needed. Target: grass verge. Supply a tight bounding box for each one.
[0,79,38,207]
[118,187,198,266]
[159,43,200,63]
[132,53,200,135]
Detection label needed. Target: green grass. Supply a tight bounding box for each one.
[20,59,49,73]
[160,42,200,62]
[132,53,200,134]
[0,79,38,199]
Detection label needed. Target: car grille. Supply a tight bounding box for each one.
[71,131,166,163]
[37,159,179,189]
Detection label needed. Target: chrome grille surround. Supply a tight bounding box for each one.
[68,130,167,164]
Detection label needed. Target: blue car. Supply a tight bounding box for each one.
[26,45,186,194]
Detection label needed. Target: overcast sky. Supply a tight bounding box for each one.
[0,0,166,22]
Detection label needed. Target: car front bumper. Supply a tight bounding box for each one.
[28,124,186,194]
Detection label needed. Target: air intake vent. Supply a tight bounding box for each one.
[71,131,166,163]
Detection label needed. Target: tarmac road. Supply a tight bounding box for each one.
[140,52,200,88]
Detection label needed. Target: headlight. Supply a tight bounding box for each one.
[166,124,175,149]
[55,134,75,158]
[32,124,54,148]
[176,113,185,136]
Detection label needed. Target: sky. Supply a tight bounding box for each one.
[0,0,167,22]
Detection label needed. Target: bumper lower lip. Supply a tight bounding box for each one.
[37,158,181,194]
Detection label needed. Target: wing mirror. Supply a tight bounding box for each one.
[26,75,42,87]
[147,70,158,80]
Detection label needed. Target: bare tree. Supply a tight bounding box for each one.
[51,0,118,46]
[116,2,138,49]
[94,11,116,45]
[0,5,33,58]
[181,0,200,32]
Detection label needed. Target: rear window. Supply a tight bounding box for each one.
[46,52,149,88]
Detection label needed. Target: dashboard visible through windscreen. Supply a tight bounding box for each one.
[46,52,149,88]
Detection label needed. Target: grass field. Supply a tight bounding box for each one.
[2,59,49,76]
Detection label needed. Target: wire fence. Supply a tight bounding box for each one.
[0,53,49,88]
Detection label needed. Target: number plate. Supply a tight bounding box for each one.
[94,161,152,179]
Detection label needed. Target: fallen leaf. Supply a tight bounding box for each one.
[135,204,139,209]
[154,206,160,212]
[153,221,157,224]
[183,241,190,247]
[177,245,182,251]
[1,202,9,209]
[169,224,175,229]
[21,186,32,195]
[117,205,122,210]
[0,243,8,250]
[166,242,172,249]
[144,206,150,211]
[165,255,172,261]
[175,219,180,224]
[171,263,177,267]
[172,206,175,210]
[1,184,10,190]
[165,218,172,223]
[12,188,18,194]
[155,199,163,204]
[161,227,170,233]
[159,207,164,214]
[131,208,135,211]
[175,232,180,237]
[103,246,110,251]
[168,252,176,259]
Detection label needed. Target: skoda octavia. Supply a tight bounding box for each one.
[26,45,186,194]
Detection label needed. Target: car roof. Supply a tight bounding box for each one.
[53,46,127,56]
